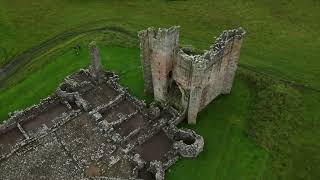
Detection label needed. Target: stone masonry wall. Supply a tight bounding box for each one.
[0,41,205,180]
[139,27,180,102]
[139,26,246,124]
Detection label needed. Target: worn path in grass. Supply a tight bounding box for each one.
[0,0,319,88]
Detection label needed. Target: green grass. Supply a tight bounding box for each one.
[0,0,319,88]
[0,45,145,121]
[167,79,268,179]
[238,70,320,179]
[0,0,319,179]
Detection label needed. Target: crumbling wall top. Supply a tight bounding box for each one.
[176,28,245,71]
[210,28,246,55]
[138,26,180,39]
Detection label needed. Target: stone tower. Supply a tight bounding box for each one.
[139,26,246,124]
[139,26,180,100]
[89,41,102,82]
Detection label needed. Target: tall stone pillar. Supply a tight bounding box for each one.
[188,87,203,124]
[89,41,102,82]
[139,26,180,102]
[139,29,154,96]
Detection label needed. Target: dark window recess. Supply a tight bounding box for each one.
[168,71,173,78]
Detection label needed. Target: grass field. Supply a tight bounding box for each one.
[1,0,319,88]
[0,0,319,179]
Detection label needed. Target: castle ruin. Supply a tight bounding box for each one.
[0,26,245,180]
[139,26,245,124]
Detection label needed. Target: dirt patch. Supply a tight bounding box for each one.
[22,103,67,132]
[136,131,172,162]
[0,127,24,155]
[85,163,101,177]
[82,84,118,107]
[115,114,144,137]
[100,101,137,123]
[138,168,155,180]
[69,71,92,82]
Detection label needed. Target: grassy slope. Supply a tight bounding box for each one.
[0,0,319,88]
[0,45,142,121]
[238,70,320,179]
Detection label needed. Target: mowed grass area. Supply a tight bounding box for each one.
[0,0,320,88]
[0,0,319,179]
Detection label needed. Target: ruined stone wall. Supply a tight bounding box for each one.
[172,51,193,109]
[139,27,180,102]
[0,41,205,180]
[138,30,154,96]
[198,29,245,111]
[173,51,193,89]
[139,26,245,124]
[222,34,244,94]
